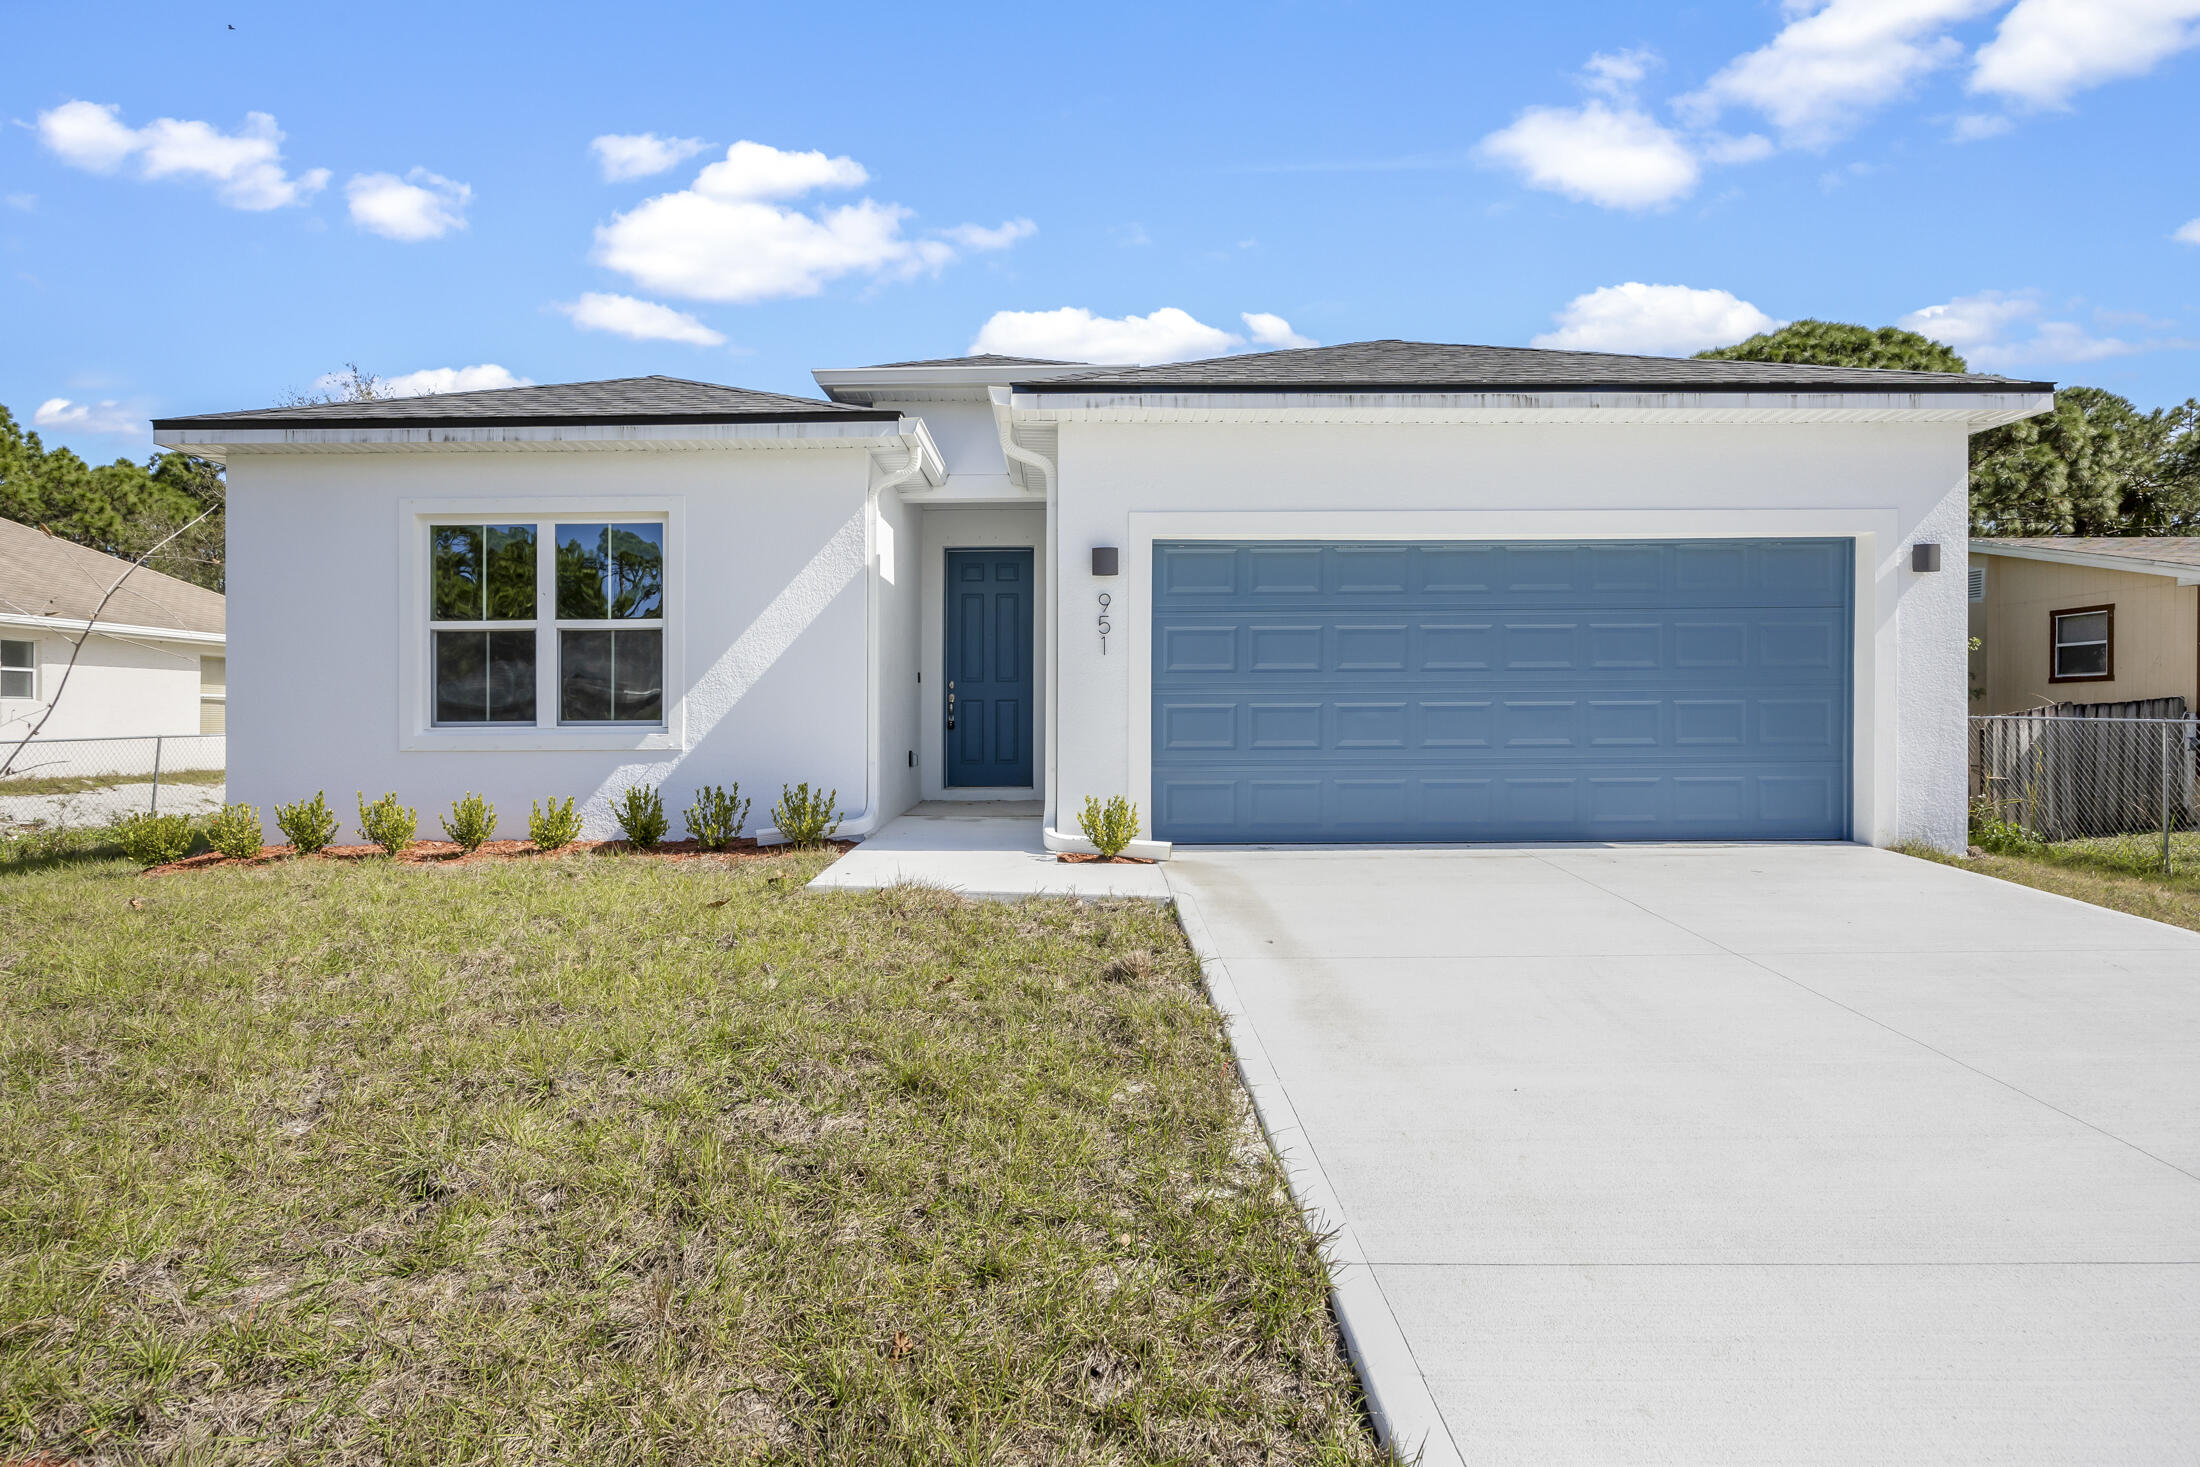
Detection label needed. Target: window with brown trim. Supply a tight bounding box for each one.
[2049,603,2113,683]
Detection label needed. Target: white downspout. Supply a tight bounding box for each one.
[988,389,1172,860]
[788,431,931,845]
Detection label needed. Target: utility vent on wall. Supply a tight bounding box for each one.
[1969,564,1987,603]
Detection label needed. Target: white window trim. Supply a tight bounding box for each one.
[397,497,686,752]
[0,637,35,702]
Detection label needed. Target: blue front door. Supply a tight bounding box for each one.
[944,548,1035,787]
[1151,539,1854,843]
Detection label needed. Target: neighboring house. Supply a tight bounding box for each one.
[0,516,226,745]
[152,342,2051,850]
[1969,538,2200,715]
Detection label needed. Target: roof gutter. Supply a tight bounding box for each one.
[0,611,224,646]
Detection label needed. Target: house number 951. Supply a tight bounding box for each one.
[1098,593,1112,655]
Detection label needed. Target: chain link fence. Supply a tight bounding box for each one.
[0,734,227,831]
[1970,713,2200,875]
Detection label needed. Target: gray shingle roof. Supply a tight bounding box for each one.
[1975,537,2200,572]
[0,517,224,637]
[152,376,894,430]
[1014,340,2053,394]
[865,354,1081,369]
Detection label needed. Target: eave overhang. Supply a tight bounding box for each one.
[1971,539,2200,586]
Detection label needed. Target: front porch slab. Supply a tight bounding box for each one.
[810,802,1170,902]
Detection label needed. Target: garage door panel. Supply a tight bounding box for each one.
[1152,539,1852,843]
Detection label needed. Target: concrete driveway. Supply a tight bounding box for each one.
[1165,844,2200,1466]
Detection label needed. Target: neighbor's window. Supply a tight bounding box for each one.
[429,524,538,724]
[554,523,664,723]
[2050,604,2112,682]
[1,639,32,699]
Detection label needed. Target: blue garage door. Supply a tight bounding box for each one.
[1151,539,1852,843]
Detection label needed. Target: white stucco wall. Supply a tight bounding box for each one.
[916,504,1047,801]
[1047,418,1971,851]
[0,630,207,742]
[226,446,884,842]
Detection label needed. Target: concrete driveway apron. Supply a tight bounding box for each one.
[1164,843,2200,1466]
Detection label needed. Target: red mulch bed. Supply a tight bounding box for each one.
[1055,852,1158,865]
[143,837,857,876]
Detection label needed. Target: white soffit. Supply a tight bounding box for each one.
[1971,541,2200,586]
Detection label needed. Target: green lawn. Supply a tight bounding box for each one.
[0,850,1381,1465]
[1902,840,2200,934]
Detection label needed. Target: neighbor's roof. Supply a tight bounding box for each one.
[150,376,896,430]
[1973,536,2200,582]
[1014,340,2055,394]
[0,516,224,638]
[864,354,1080,369]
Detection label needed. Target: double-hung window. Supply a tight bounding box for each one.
[424,515,667,730]
[2049,604,2112,683]
[0,639,33,700]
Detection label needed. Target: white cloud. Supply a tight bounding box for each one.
[2177,217,2200,244]
[1951,112,2016,140]
[1899,289,2185,367]
[589,132,710,182]
[592,140,1028,304]
[557,292,726,346]
[1531,282,1783,355]
[1582,47,1660,97]
[3,193,33,212]
[346,169,471,241]
[971,307,1242,364]
[1477,100,1700,210]
[372,365,533,398]
[1971,0,2200,108]
[1677,0,2002,147]
[940,218,1037,251]
[35,100,329,210]
[1242,312,1317,350]
[1898,289,2041,351]
[32,397,143,435]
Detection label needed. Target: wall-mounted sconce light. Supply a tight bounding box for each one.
[1091,546,1119,577]
[1911,543,1942,572]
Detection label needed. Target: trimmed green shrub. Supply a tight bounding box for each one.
[275,791,338,854]
[1078,795,1142,860]
[772,783,841,847]
[612,785,668,849]
[205,802,265,860]
[357,791,418,856]
[117,811,196,867]
[530,797,583,852]
[685,783,752,850]
[441,792,497,852]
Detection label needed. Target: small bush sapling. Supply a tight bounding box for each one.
[357,791,418,856]
[685,783,752,850]
[206,803,265,860]
[441,793,497,852]
[613,785,668,849]
[1077,795,1141,860]
[275,792,338,854]
[117,812,197,867]
[530,797,583,851]
[772,783,841,847]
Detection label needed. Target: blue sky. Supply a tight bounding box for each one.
[7,0,2199,464]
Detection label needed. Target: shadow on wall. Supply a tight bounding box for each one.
[581,508,866,838]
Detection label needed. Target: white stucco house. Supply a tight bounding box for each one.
[152,341,2051,850]
[0,516,226,754]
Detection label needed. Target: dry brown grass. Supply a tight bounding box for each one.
[0,850,1384,1466]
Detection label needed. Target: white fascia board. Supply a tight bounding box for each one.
[151,418,911,463]
[0,611,225,646]
[1008,389,2056,432]
[814,362,1133,403]
[890,417,948,488]
[1970,539,2200,586]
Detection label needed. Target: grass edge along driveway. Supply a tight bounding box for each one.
[0,849,1385,1466]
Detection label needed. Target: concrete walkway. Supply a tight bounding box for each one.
[809,802,1170,901]
[1166,844,2200,1466]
